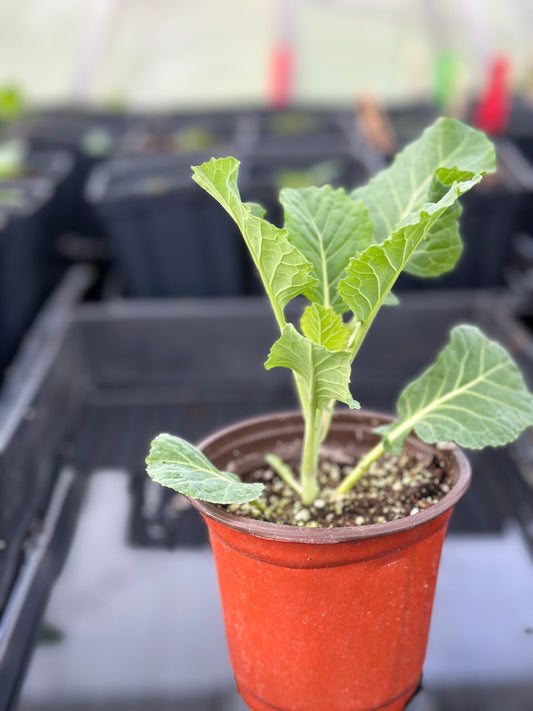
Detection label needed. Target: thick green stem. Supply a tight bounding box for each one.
[318,404,334,443]
[300,404,321,505]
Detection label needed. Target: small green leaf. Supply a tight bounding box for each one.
[281,185,373,312]
[265,324,358,410]
[146,433,263,504]
[192,158,315,320]
[300,304,351,350]
[380,325,533,453]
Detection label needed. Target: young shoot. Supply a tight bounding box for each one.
[146,118,533,511]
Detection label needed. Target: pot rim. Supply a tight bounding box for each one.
[191,409,472,544]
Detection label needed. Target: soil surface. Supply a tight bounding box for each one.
[220,445,455,527]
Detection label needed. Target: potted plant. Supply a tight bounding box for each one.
[146,118,533,711]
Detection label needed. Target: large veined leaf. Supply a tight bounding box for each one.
[379,325,533,453]
[300,304,351,350]
[351,118,495,278]
[192,157,315,318]
[265,324,359,411]
[281,185,373,312]
[146,433,263,504]
[338,175,481,327]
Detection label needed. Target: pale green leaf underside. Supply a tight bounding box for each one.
[338,175,481,324]
[351,118,495,278]
[300,304,351,350]
[192,157,315,314]
[146,433,263,504]
[265,324,358,410]
[281,185,373,312]
[383,291,399,306]
[381,325,533,452]
[406,201,462,278]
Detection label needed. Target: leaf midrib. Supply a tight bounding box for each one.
[153,456,231,481]
[391,360,507,442]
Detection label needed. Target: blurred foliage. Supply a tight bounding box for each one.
[0,85,25,122]
[0,139,26,178]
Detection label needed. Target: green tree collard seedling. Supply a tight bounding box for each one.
[147,118,533,513]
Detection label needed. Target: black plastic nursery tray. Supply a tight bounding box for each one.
[0,175,65,375]
[2,284,533,711]
[87,151,249,298]
[0,268,92,711]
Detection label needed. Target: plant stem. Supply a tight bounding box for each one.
[318,404,334,442]
[318,320,362,444]
[300,405,321,505]
[333,414,414,496]
[333,440,386,496]
[264,454,302,496]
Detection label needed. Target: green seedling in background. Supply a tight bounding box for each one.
[433,51,461,112]
[0,139,26,179]
[0,85,25,122]
[147,118,533,509]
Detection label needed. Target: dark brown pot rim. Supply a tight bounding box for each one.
[191,409,472,544]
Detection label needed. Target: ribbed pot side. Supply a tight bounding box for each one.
[193,410,471,711]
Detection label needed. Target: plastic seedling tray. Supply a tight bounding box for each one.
[0,178,55,373]
[246,149,371,230]
[0,267,92,611]
[0,149,75,350]
[24,149,74,240]
[7,113,138,238]
[251,106,356,156]
[0,267,92,711]
[87,152,251,298]
[119,109,252,157]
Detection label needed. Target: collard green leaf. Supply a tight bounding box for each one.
[405,200,462,278]
[281,185,373,312]
[338,175,481,326]
[146,433,263,504]
[192,157,315,319]
[192,157,249,229]
[379,325,533,453]
[300,304,351,350]
[351,118,495,278]
[404,177,463,278]
[265,324,359,411]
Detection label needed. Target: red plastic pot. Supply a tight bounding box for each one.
[193,410,471,711]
